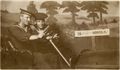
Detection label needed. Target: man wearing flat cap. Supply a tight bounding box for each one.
[8,8,45,68]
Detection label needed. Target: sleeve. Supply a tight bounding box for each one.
[9,26,31,42]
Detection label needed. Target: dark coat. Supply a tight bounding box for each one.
[8,25,32,51]
[27,25,56,53]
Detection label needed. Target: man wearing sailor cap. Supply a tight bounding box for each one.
[8,8,45,68]
[30,12,62,69]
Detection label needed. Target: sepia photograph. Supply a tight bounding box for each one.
[0,0,119,69]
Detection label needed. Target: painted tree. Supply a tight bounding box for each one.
[80,1,100,51]
[40,1,60,16]
[80,1,99,24]
[27,1,38,14]
[40,1,60,24]
[96,1,109,23]
[61,1,81,24]
[87,13,99,24]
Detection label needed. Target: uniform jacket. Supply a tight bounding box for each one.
[8,25,32,51]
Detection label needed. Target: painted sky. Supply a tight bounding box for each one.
[1,0,119,17]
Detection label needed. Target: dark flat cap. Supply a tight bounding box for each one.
[20,8,35,17]
[34,13,48,20]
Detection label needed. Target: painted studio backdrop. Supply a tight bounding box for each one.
[1,0,119,69]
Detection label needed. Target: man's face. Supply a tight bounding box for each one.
[36,20,45,28]
[30,17,36,25]
[20,14,30,25]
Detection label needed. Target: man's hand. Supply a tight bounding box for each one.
[53,34,59,39]
[29,30,45,40]
[38,30,45,38]
[46,36,53,40]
